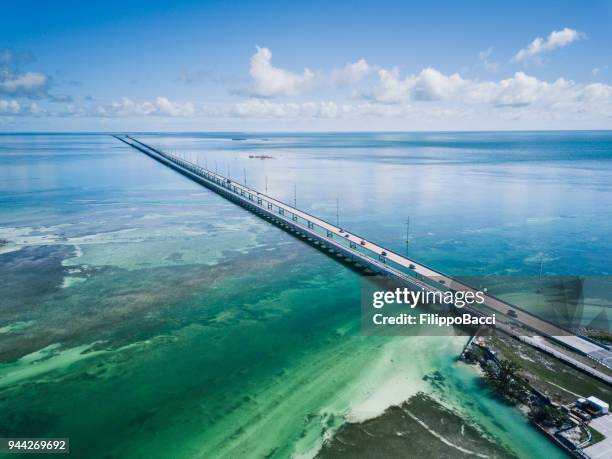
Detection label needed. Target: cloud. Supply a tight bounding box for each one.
[473,73,612,116]
[204,99,477,122]
[49,93,74,103]
[0,48,35,65]
[373,67,467,103]
[0,70,49,97]
[368,65,612,117]
[479,47,493,62]
[0,99,20,114]
[465,72,612,115]
[468,72,572,107]
[0,50,63,101]
[578,83,612,105]
[95,97,155,116]
[0,99,47,116]
[0,48,52,100]
[156,96,195,116]
[331,59,370,86]
[242,50,370,95]
[229,99,339,118]
[28,102,45,115]
[479,47,499,72]
[513,28,585,63]
[95,96,195,117]
[247,46,313,97]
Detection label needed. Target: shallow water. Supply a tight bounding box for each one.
[3,131,609,458]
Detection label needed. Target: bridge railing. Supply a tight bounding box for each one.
[125,135,447,291]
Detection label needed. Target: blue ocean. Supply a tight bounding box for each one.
[1,131,611,458]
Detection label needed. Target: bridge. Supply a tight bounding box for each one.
[115,135,612,383]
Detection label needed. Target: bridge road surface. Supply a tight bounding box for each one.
[116,135,612,379]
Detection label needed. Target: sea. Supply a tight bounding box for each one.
[2,131,611,458]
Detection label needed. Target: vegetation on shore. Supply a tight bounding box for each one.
[464,344,570,428]
[470,334,611,404]
[482,359,527,404]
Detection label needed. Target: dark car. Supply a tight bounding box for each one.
[360,240,366,246]
[507,309,518,318]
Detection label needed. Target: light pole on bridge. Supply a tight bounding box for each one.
[406,216,410,246]
[336,197,340,227]
[405,216,410,256]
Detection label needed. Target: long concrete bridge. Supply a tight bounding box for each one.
[114,135,612,383]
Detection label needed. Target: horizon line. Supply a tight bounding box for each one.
[1,128,612,135]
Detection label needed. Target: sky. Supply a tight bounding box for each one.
[1,0,611,131]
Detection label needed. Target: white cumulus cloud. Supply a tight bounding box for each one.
[513,28,585,63]
[331,59,370,86]
[0,99,21,114]
[0,71,49,96]
[474,72,572,107]
[155,96,195,116]
[95,97,195,117]
[373,67,467,103]
[370,66,612,117]
[0,99,48,116]
[248,47,314,97]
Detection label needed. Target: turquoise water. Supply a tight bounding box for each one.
[2,131,610,458]
[141,131,612,276]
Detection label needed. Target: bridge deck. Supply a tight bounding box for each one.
[116,135,612,378]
